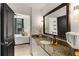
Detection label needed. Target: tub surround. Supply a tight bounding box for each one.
[14,34,30,45]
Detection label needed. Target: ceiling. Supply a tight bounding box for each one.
[7,3,47,15]
[7,3,61,15]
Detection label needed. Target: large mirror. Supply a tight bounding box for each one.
[43,3,70,38]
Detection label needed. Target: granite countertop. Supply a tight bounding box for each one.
[32,36,74,56]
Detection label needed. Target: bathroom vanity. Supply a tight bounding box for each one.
[32,35,74,56]
[32,3,74,56]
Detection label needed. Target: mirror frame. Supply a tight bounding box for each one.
[43,3,70,36]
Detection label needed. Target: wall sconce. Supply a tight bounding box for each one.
[74,4,79,23]
[74,5,79,15]
[74,5,79,10]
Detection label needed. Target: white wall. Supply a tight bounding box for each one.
[69,4,79,33]
[23,15,30,35]
[32,8,43,35]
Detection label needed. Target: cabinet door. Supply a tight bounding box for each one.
[6,5,14,56]
[2,4,14,56]
[7,41,14,56]
[3,6,8,40]
[7,9,13,38]
[0,4,1,56]
[4,4,14,40]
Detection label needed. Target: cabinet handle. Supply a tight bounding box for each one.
[5,42,8,44]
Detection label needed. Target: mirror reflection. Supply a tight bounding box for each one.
[45,5,68,37]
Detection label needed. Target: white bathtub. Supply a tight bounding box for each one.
[14,34,30,45]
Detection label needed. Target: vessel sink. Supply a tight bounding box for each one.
[40,40,51,44]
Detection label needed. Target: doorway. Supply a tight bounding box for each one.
[14,14,31,56]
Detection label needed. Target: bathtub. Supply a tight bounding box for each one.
[14,34,30,45]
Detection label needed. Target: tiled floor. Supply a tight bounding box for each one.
[15,44,49,56]
[14,44,32,56]
[32,46,49,56]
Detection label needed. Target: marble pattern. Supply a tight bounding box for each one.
[32,46,49,56]
[32,37,73,56]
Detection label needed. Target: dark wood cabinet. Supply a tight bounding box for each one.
[0,4,1,56]
[0,3,15,56]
